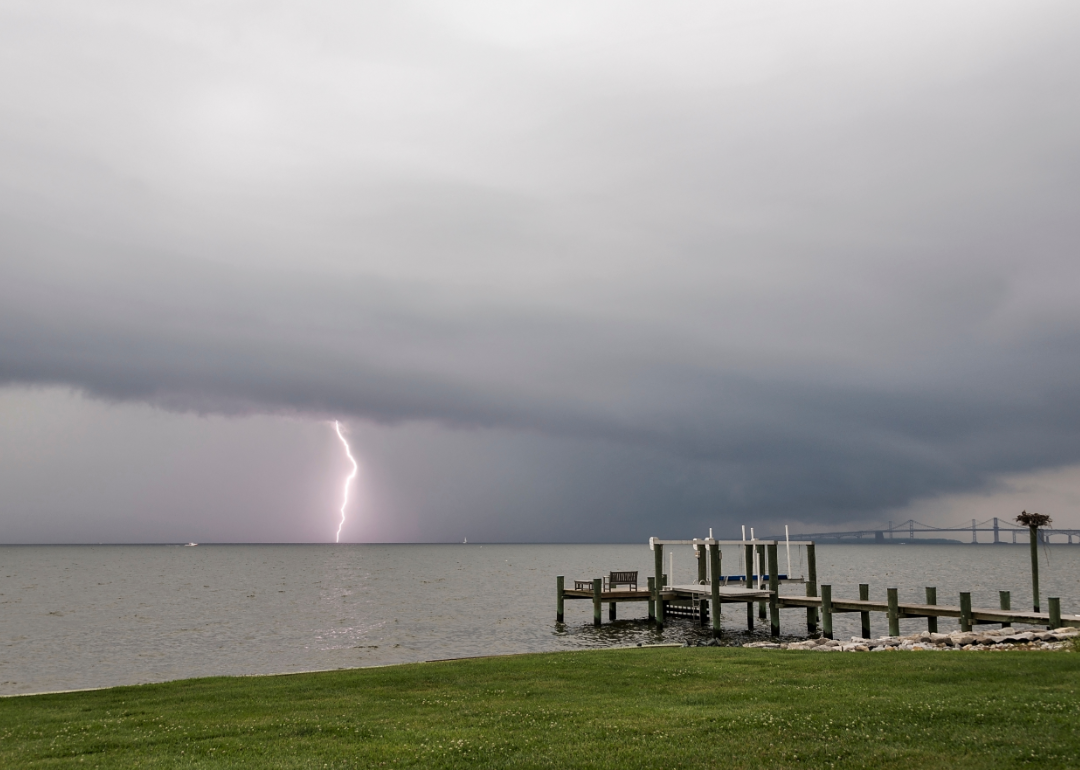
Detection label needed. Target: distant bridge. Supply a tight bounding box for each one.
[768,517,1080,545]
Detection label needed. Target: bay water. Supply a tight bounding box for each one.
[2,543,1078,695]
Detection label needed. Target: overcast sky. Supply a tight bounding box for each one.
[2,1,1080,543]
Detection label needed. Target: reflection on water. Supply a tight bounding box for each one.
[1,543,1077,694]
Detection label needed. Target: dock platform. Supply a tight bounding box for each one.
[556,536,1079,636]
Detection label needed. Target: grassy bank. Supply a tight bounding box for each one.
[2,648,1078,769]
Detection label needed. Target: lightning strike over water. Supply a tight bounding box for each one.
[333,421,358,543]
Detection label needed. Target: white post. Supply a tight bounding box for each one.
[785,525,791,580]
[750,529,758,588]
[669,551,674,587]
[741,525,746,577]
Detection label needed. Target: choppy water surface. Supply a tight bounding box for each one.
[2,543,1078,694]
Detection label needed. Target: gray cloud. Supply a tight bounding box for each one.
[2,1,1080,540]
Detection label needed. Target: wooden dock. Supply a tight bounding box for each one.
[557,536,1079,637]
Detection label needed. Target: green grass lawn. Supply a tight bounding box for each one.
[1,648,1077,769]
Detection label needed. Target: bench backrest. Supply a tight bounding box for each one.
[608,571,638,585]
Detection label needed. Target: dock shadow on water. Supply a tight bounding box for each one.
[556,614,805,649]
[1,542,1078,694]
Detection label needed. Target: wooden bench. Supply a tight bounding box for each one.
[572,572,639,592]
[604,571,638,591]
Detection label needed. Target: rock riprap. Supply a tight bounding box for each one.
[739,626,1079,652]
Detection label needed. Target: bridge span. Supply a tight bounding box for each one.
[768,517,1080,544]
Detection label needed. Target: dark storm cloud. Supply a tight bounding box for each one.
[2,1,1080,537]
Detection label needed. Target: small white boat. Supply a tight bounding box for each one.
[463,537,467,544]
[185,542,198,547]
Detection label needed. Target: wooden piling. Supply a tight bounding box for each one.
[806,543,818,634]
[744,543,755,631]
[593,578,602,626]
[999,590,1010,629]
[696,543,707,584]
[609,601,616,621]
[926,587,938,633]
[647,576,656,620]
[960,592,972,632]
[556,575,564,622]
[887,588,899,637]
[654,544,665,628]
[1029,524,1040,612]
[767,542,780,636]
[821,584,833,639]
[756,544,767,619]
[859,584,871,638]
[1049,597,1061,630]
[709,542,722,637]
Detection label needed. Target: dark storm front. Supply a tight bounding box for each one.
[2,543,1080,695]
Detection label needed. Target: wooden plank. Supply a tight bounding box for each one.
[563,591,652,601]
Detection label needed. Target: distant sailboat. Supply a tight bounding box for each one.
[463,537,467,544]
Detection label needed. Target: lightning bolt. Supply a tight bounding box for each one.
[333,420,359,543]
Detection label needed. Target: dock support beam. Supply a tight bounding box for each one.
[756,544,767,619]
[859,584,871,638]
[744,542,755,631]
[556,575,564,622]
[609,601,616,621]
[806,543,818,634]
[647,576,655,620]
[999,591,1010,629]
[593,578,602,626]
[821,584,833,639]
[887,588,900,637]
[960,592,972,632]
[926,587,938,633]
[654,545,665,628]
[1029,524,1041,612]
[767,542,780,636]
[696,541,708,625]
[709,542,722,637]
[1049,597,1061,629]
